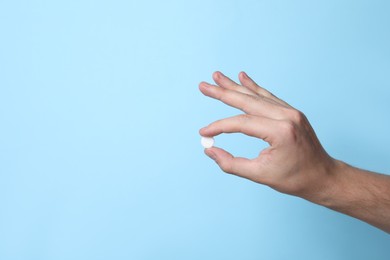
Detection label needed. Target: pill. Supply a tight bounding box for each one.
[201,136,214,148]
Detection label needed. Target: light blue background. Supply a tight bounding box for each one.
[1,0,389,259]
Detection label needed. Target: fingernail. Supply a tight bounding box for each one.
[202,83,212,88]
[242,71,248,78]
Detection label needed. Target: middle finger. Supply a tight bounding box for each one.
[199,82,286,119]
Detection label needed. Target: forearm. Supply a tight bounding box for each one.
[306,160,390,233]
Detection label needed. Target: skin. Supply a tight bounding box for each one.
[199,71,390,233]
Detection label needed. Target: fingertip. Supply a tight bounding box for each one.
[198,82,213,95]
[240,71,250,79]
[212,71,221,80]
[238,71,245,82]
[208,146,233,159]
[198,81,207,89]
[204,147,217,161]
[199,126,208,136]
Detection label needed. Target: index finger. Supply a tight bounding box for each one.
[238,71,292,108]
[200,114,279,145]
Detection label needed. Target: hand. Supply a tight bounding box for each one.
[199,71,337,199]
[200,71,390,233]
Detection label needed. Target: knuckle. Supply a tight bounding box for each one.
[253,94,265,102]
[238,114,251,122]
[280,120,298,141]
[286,109,305,124]
[219,160,234,174]
[237,114,253,133]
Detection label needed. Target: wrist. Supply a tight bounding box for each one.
[301,158,347,208]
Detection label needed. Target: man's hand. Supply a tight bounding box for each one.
[199,71,390,233]
[199,71,336,199]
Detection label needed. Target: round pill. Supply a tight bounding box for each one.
[201,136,214,148]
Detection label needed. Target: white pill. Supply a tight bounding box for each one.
[201,136,214,148]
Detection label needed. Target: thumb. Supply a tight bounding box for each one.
[204,147,258,180]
